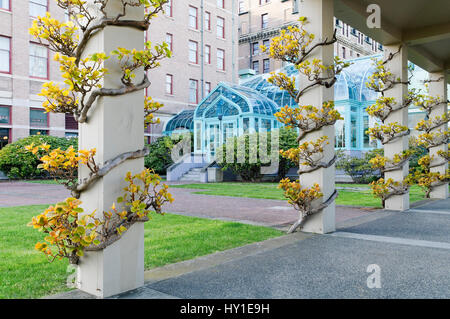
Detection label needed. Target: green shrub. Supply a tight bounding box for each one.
[336,148,383,184]
[0,135,77,179]
[144,134,192,175]
[217,127,298,182]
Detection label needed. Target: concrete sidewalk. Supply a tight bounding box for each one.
[51,198,450,299]
[125,199,450,299]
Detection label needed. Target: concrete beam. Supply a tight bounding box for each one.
[334,0,402,45]
[408,46,445,74]
[403,22,450,46]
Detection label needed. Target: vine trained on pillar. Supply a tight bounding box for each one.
[411,84,449,198]
[25,0,174,264]
[261,17,348,233]
[365,47,415,207]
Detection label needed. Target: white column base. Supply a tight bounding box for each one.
[385,193,410,211]
[430,184,449,199]
[76,223,145,298]
[302,202,336,234]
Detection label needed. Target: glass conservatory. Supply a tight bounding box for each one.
[163,55,429,159]
[192,83,279,160]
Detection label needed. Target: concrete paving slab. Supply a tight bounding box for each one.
[412,198,450,212]
[339,211,450,243]
[142,235,450,299]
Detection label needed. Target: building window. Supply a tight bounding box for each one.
[205,45,211,64]
[0,36,11,74]
[0,105,11,124]
[293,0,299,13]
[342,47,346,59]
[252,42,259,55]
[166,74,173,94]
[261,14,268,29]
[0,0,10,10]
[0,128,10,149]
[363,115,370,148]
[263,59,270,73]
[263,39,270,49]
[30,129,49,136]
[243,118,249,133]
[335,120,345,148]
[189,79,198,104]
[164,0,173,17]
[217,49,225,71]
[29,0,47,17]
[65,113,78,131]
[217,0,224,9]
[30,108,48,128]
[189,6,198,29]
[205,11,211,30]
[188,40,198,64]
[351,115,357,148]
[217,16,225,38]
[239,0,244,13]
[166,33,173,52]
[205,82,211,95]
[29,43,48,79]
[252,60,259,74]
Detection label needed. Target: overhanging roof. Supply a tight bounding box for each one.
[334,0,450,81]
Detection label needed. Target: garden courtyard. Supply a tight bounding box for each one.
[1,180,449,298]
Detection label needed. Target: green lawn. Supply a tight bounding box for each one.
[24,179,66,185]
[172,182,429,208]
[0,205,282,299]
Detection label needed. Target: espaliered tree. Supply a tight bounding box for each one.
[365,47,415,207]
[412,87,450,198]
[26,0,173,265]
[261,17,349,233]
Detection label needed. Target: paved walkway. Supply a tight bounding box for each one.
[121,198,450,299]
[53,198,450,299]
[0,181,374,228]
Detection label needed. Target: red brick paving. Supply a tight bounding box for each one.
[0,181,376,227]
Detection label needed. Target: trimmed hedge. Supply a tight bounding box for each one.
[0,135,77,179]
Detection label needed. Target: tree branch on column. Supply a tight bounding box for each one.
[261,17,349,233]
[25,0,174,265]
[412,87,449,198]
[365,47,414,207]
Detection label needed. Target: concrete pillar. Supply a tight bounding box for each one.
[76,2,145,298]
[383,45,410,211]
[298,0,335,234]
[428,72,449,199]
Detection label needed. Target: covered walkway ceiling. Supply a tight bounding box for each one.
[334,0,450,81]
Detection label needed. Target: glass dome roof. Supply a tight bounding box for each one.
[163,109,194,135]
[241,55,383,105]
[195,83,279,119]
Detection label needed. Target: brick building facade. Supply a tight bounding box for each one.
[0,0,238,147]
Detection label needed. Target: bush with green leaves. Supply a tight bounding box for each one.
[336,148,384,184]
[0,135,77,179]
[144,133,193,175]
[217,127,298,182]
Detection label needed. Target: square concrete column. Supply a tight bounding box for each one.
[383,45,410,211]
[76,2,145,298]
[428,72,449,199]
[298,0,335,234]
